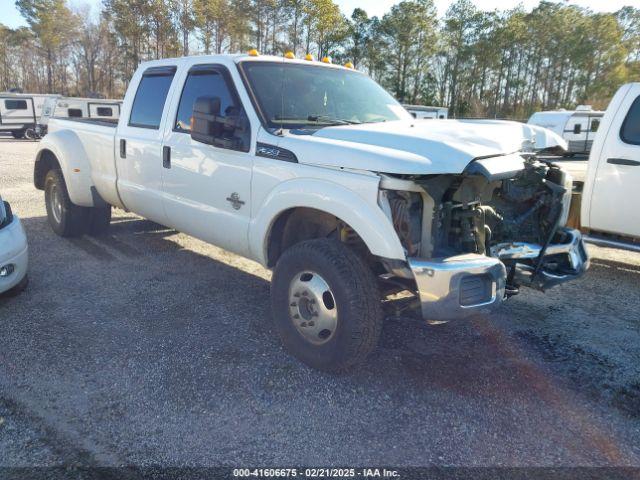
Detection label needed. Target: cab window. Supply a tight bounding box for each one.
[621,96,640,145]
[129,67,176,129]
[174,69,236,132]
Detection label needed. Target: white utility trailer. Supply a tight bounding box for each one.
[528,106,604,156]
[52,98,121,121]
[0,93,59,139]
[404,105,449,119]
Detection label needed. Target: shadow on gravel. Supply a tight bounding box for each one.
[2,214,638,466]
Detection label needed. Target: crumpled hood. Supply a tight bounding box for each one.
[276,119,567,175]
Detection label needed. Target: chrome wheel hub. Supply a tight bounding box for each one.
[50,184,63,224]
[288,271,338,345]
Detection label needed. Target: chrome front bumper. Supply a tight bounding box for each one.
[408,228,589,322]
[408,254,507,321]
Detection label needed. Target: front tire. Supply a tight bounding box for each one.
[271,239,383,372]
[44,169,89,237]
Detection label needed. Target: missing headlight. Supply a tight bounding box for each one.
[387,191,423,257]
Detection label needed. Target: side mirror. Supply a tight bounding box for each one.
[573,124,581,134]
[191,95,249,151]
[191,96,221,145]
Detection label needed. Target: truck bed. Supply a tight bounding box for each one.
[45,117,119,209]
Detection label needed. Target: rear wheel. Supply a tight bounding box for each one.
[271,239,383,372]
[11,130,25,139]
[44,169,89,237]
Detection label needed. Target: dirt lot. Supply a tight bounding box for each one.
[1,136,640,468]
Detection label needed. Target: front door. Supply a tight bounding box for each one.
[589,87,640,238]
[115,66,177,224]
[161,64,253,258]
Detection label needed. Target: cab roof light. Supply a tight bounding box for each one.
[248,49,260,57]
[321,56,332,64]
[304,53,314,61]
[284,51,295,59]
[344,61,354,69]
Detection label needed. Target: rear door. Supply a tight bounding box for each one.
[115,65,178,224]
[0,97,36,128]
[588,86,640,238]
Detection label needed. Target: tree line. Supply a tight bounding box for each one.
[1,0,639,118]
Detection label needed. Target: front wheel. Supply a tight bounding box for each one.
[271,239,383,372]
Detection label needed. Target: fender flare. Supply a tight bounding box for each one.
[35,130,95,207]
[249,178,406,266]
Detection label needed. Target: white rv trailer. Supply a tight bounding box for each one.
[404,104,449,119]
[528,105,604,155]
[52,97,121,121]
[0,93,59,139]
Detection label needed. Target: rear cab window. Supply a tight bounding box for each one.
[621,95,640,145]
[129,66,177,129]
[97,107,113,117]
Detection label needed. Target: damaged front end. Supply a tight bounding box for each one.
[379,154,589,321]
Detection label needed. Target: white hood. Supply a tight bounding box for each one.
[276,119,567,175]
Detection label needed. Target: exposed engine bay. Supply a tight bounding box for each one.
[382,156,587,295]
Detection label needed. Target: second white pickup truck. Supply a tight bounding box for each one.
[34,53,589,371]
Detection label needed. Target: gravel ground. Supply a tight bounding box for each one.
[1,136,640,468]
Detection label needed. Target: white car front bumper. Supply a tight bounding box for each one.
[0,214,29,294]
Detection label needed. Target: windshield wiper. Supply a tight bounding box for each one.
[272,116,361,127]
[307,115,361,125]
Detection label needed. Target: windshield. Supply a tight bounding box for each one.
[240,62,412,130]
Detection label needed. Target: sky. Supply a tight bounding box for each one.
[2,0,636,29]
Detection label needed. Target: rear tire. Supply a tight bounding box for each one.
[271,239,383,372]
[44,169,89,237]
[11,130,25,139]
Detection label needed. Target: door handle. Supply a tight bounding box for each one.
[163,146,171,169]
[607,158,640,166]
[119,139,126,159]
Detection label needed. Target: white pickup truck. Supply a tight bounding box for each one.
[34,53,589,371]
[579,83,640,251]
